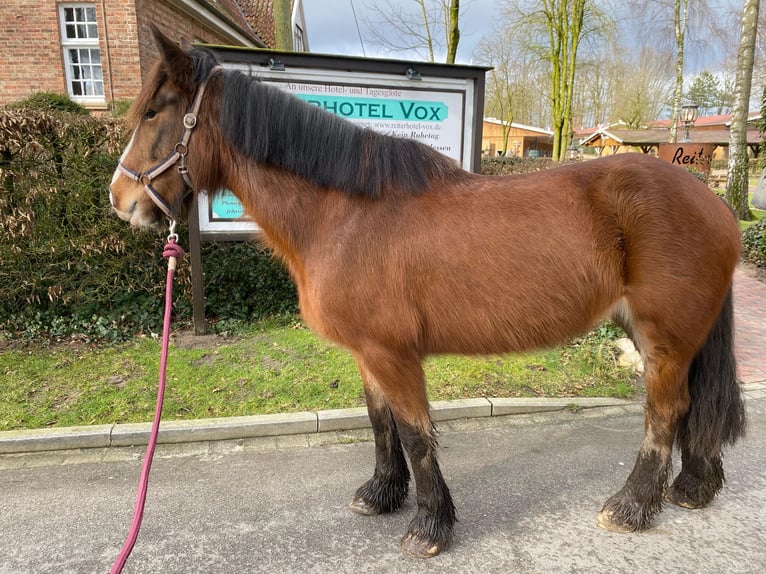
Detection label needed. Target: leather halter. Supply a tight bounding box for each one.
[117,65,222,220]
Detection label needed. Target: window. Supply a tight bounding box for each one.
[59,4,104,103]
[293,24,305,52]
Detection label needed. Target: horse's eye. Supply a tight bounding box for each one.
[144,109,157,120]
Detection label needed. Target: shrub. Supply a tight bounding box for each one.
[7,92,89,115]
[742,218,766,268]
[0,108,297,343]
[110,99,133,118]
[481,156,560,175]
[200,242,297,323]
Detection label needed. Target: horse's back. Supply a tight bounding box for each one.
[306,154,740,358]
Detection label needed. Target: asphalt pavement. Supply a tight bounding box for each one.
[1,386,764,574]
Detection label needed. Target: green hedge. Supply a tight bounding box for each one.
[0,106,296,343]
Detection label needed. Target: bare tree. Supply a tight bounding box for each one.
[726,0,760,221]
[476,25,547,151]
[620,0,727,133]
[610,47,675,128]
[574,55,616,129]
[502,0,607,160]
[364,0,463,63]
[477,35,517,152]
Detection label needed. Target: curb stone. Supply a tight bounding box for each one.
[0,397,636,455]
[2,385,762,456]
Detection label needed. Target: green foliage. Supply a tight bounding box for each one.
[742,218,766,268]
[686,71,730,116]
[200,242,298,325]
[7,92,89,115]
[110,99,133,118]
[686,167,707,182]
[481,156,558,175]
[0,108,297,343]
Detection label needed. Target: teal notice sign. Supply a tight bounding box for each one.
[295,94,448,122]
[210,189,247,220]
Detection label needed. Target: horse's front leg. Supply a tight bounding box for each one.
[352,352,456,558]
[349,378,410,515]
[395,416,456,558]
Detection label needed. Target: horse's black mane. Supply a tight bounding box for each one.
[190,48,461,198]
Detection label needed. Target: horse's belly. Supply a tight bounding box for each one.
[418,267,619,355]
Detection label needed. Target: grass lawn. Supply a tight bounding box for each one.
[0,319,638,431]
[740,207,765,231]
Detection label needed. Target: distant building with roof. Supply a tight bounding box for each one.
[576,113,762,160]
[482,117,554,158]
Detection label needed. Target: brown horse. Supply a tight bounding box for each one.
[110,27,745,559]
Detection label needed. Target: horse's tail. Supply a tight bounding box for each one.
[681,287,746,457]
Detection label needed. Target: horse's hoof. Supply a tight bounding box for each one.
[596,509,635,533]
[348,496,381,516]
[664,489,705,509]
[400,532,444,559]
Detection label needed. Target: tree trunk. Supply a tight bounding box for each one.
[668,0,689,144]
[726,0,759,221]
[548,0,585,161]
[562,0,585,160]
[417,0,436,62]
[272,0,293,50]
[446,0,460,64]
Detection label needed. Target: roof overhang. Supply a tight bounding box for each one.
[168,0,265,47]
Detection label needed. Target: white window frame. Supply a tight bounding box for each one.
[59,3,105,105]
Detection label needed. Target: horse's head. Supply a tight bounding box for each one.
[110,25,220,229]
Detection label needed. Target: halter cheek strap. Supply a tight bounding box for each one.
[117,65,222,219]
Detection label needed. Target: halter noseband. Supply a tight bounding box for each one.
[117,65,222,220]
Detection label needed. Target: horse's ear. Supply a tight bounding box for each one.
[150,23,195,93]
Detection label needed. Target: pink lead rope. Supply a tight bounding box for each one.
[110,235,185,574]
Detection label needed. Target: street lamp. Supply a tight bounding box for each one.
[680,103,699,142]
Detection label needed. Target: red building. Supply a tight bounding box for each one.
[0,0,308,110]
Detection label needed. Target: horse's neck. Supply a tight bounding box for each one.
[225,163,340,277]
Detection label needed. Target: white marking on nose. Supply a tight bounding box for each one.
[111,131,136,186]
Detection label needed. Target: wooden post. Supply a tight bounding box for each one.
[188,194,206,335]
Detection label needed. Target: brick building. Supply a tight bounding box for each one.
[0,0,308,110]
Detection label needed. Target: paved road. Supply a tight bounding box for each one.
[1,391,764,574]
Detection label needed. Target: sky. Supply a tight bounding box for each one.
[301,0,742,73]
[302,0,501,64]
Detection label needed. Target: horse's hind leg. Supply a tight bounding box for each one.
[598,319,692,532]
[349,376,410,515]
[666,289,743,509]
[352,350,456,558]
